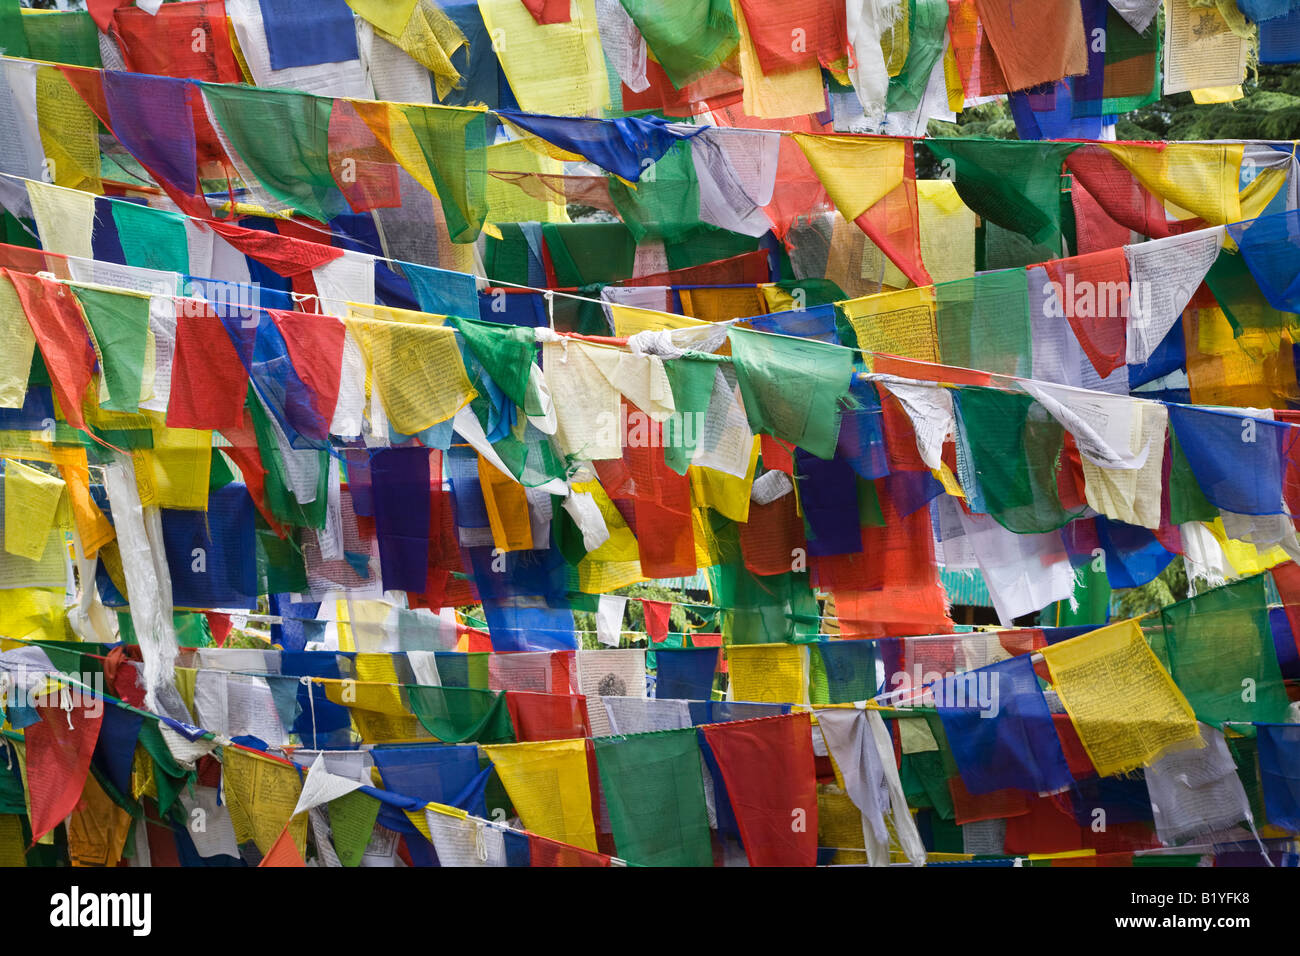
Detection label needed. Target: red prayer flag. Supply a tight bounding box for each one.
[167,302,250,430]
[4,269,96,431]
[1040,247,1132,378]
[641,600,671,643]
[700,712,819,866]
[268,309,346,438]
[504,691,591,742]
[25,702,104,842]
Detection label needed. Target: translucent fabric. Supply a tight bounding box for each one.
[617,0,740,89]
[1225,208,1300,315]
[954,387,1083,534]
[934,271,1031,378]
[923,140,1075,253]
[371,743,490,815]
[481,738,598,851]
[161,483,257,610]
[202,84,348,223]
[370,447,433,594]
[4,269,95,431]
[593,728,713,866]
[1040,619,1200,777]
[1070,0,1160,117]
[1159,575,1292,727]
[23,701,104,842]
[504,691,591,742]
[1039,248,1131,378]
[813,640,880,704]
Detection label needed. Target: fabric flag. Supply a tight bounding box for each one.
[25,701,104,842]
[477,0,609,116]
[498,111,698,183]
[700,712,819,866]
[1041,618,1201,777]
[728,327,851,460]
[4,269,95,431]
[1144,723,1254,846]
[267,310,345,442]
[258,824,308,867]
[641,599,671,643]
[935,653,1075,797]
[346,316,476,435]
[505,691,591,742]
[168,302,250,431]
[973,0,1087,92]
[408,686,516,743]
[1166,404,1295,517]
[1256,723,1300,833]
[1039,248,1132,378]
[370,447,432,594]
[481,739,598,851]
[202,84,350,223]
[618,0,740,89]
[0,273,36,410]
[71,284,150,414]
[654,647,716,700]
[259,0,360,69]
[727,644,807,705]
[924,140,1075,254]
[4,460,64,562]
[593,728,713,866]
[1160,575,1292,726]
[595,594,627,647]
[816,707,926,866]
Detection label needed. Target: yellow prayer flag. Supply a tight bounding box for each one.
[477,0,610,117]
[0,586,72,646]
[133,424,212,510]
[726,643,808,705]
[35,66,101,194]
[479,454,534,552]
[485,138,569,224]
[610,303,709,337]
[1040,619,1202,777]
[0,274,36,410]
[221,747,308,857]
[4,459,65,561]
[1101,142,1244,227]
[839,285,939,362]
[481,739,598,851]
[25,180,95,260]
[346,315,475,435]
[791,133,906,223]
[688,437,760,524]
[917,179,976,284]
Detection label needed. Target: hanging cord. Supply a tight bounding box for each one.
[299,675,319,751]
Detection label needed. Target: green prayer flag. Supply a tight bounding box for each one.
[71,284,150,414]
[618,0,740,89]
[449,316,536,409]
[397,103,488,244]
[1159,575,1291,728]
[727,326,851,460]
[593,728,713,867]
[923,140,1076,254]
[608,140,701,245]
[326,790,381,867]
[111,202,190,275]
[407,686,515,744]
[202,84,349,223]
[956,386,1083,534]
[935,270,1032,378]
